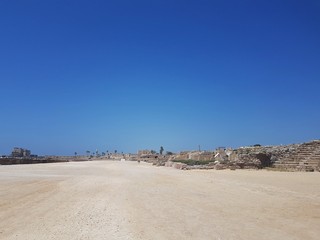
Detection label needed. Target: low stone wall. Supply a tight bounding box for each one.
[0,158,69,165]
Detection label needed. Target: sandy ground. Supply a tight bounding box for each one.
[0,161,319,240]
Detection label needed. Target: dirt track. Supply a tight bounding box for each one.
[0,161,319,240]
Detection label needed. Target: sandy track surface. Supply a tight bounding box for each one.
[0,161,319,240]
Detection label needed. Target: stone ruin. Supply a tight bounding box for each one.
[272,140,320,171]
[163,140,320,172]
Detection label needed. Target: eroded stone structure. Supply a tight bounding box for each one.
[272,140,320,171]
[164,140,320,171]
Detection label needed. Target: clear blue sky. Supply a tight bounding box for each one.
[1,0,319,156]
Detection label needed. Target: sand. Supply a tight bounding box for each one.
[0,161,319,240]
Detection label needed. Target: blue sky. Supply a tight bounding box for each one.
[0,0,319,155]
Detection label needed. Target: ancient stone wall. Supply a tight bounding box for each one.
[272,140,320,171]
[223,141,320,171]
[164,140,320,171]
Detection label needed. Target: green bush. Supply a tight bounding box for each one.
[172,159,215,166]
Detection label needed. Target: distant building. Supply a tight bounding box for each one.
[11,147,31,158]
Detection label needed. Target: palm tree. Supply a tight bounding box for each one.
[86,150,90,157]
[160,146,164,155]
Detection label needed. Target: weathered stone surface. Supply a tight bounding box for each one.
[169,151,215,161]
[163,140,320,172]
[214,164,226,170]
[165,161,174,167]
[172,162,187,170]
